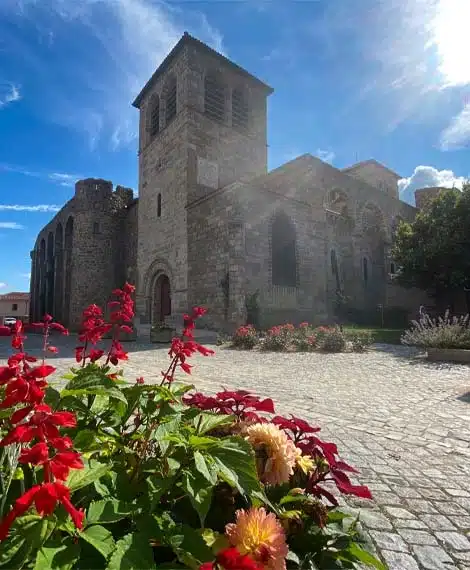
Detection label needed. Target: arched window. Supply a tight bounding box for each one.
[165,76,177,124]
[363,257,368,284]
[272,212,296,287]
[204,72,225,123]
[232,87,248,129]
[148,95,160,137]
[331,249,341,291]
[157,193,162,218]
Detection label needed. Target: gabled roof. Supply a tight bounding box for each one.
[132,32,273,109]
[0,292,30,301]
[342,159,401,180]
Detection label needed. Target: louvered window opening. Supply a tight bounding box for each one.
[165,80,177,123]
[149,98,160,137]
[232,89,248,129]
[204,76,225,123]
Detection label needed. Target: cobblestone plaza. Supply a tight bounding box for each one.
[2,336,469,570]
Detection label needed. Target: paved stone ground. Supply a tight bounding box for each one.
[1,335,470,570]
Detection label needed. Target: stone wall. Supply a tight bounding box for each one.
[187,154,428,331]
[30,179,137,330]
[134,37,272,332]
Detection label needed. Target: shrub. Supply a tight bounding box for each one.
[0,285,384,570]
[402,311,470,349]
[345,330,374,352]
[318,327,347,352]
[262,324,295,351]
[232,324,258,349]
[292,322,317,351]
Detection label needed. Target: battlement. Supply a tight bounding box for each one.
[75,178,113,201]
[74,178,135,208]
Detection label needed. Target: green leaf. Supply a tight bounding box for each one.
[61,369,127,404]
[72,429,96,451]
[182,470,213,526]
[16,515,56,550]
[87,499,133,524]
[0,516,56,570]
[193,451,217,484]
[188,435,217,449]
[210,437,261,497]
[167,525,213,567]
[66,460,110,492]
[194,413,233,435]
[342,543,386,570]
[34,538,80,570]
[106,533,155,570]
[44,387,61,410]
[80,525,115,561]
[154,417,182,454]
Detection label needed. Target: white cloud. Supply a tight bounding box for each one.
[0,222,25,229]
[0,84,21,108]
[0,282,7,289]
[48,173,80,187]
[398,165,466,205]
[0,204,61,212]
[316,149,335,164]
[440,103,470,150]
[0,163,81,187]
[2,0,224,149]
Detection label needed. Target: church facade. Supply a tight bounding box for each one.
[30,33,430,333]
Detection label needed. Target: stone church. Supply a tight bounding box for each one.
[30,33,430,334]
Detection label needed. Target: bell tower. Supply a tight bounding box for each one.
[132,33,273,330]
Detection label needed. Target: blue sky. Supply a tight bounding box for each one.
[0,0,469,293]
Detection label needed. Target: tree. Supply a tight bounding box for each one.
[392,182,470,310]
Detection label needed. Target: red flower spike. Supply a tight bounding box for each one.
[19,442,49,465]
[0,366,16,384]
[49,323,69,335]
[50,451,84,481]
[26,365,56,379]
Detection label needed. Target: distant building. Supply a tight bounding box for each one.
[30,33,432,332]
[0,292,30,324]
[414,186,454,210]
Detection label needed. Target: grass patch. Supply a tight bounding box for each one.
[343,326,404,345]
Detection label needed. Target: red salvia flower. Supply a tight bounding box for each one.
[0,482,84,540]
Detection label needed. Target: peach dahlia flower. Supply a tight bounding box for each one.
[244,423,299,485]
[225,508,288,570]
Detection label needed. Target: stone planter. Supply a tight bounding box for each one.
[427,348,470,363]
[150,328,176,343]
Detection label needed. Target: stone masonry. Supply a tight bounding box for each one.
[30,179,137,329]
[31,33,435,333]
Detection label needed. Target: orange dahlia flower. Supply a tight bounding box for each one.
[244,423,299,485]
[225,508,288,570]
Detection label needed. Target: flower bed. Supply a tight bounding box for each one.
[402,311,470,361]
[231,323,373,353]
[0,285,383,570]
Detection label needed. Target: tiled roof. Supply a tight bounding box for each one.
[0,292,30,301]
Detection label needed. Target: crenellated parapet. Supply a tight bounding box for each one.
[29,177,137,330]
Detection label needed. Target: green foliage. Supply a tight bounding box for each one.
[402,311,470,348]
[392,183,470,302]
[318,328,347,353]
[343,330,374,352]
[0,348,382,570]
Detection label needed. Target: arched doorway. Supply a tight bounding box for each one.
[153,274,171,323]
